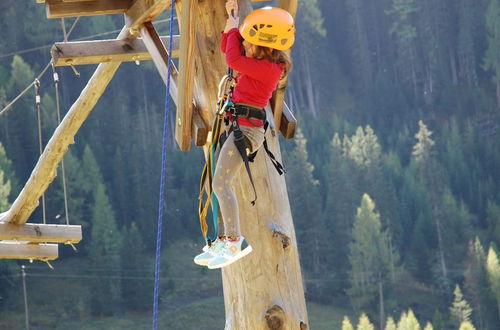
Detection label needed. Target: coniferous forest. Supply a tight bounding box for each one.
[0,0,500,329]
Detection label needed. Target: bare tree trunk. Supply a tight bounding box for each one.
[379,279,385,330]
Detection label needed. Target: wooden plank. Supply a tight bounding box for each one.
[140,21,207,148]
[175,0,197,151]
[0,222,82,244]
[51,35,180,67]
[45,0,132,18]
[0,242,58,261]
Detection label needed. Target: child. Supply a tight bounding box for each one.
[194,0,294,269]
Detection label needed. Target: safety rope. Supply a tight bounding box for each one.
[0,62,52,117]
[0,16,82,117]
[34,79,47,224]
[152,0,175,328]
[198,72,234,244]
[51,63,70,225]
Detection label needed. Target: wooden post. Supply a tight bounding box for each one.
[175,1,308,328]
[220,107,308,330]
[175,0,197,151]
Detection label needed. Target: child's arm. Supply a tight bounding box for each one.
[225,29,279,82]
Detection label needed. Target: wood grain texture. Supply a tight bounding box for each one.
[51,36,180,66]
[175,0,197,151]
[0,222,82,243]
[0,242,58,260]
[45,0,132,18]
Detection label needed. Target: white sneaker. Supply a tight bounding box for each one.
[193,239,226,266]
[207,237,252,269]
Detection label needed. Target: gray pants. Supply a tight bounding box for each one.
[212,125,265,237]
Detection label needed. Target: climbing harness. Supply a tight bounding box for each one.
[197,74,286,246]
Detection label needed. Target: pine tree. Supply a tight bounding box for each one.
[397,309,421,330]
[121,222,151,311]
[89,182,123,316]
[450,284,473,326]
[285,127,327,297]
[357,313,375,330]
[486,246,500,318]
[385,316,397,330]
[411,120,450,289]
[412,120,435,164]
[348,194,399,316]
[387,0,419,97]
[464,237,497,329]
[342,316,355,330]
[423,322,433,330]
[458,321,476,330]
[483,0,500,107]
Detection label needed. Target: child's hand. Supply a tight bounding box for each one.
[225,0,238,17]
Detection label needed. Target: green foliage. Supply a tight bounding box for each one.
[357,313,375,330]
[385,316,397,330]
[397,309,421,330]
[342,316,355,330]
[486,245,500,319]
[450,284,473,326]
[459,321,476,330]
[348,194,399,311]
[89,182,123,316]
[483,0,500,106]
[412,121,435,164]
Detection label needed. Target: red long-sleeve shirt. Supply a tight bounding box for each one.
[221,28,283,127]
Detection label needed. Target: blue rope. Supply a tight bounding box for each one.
[152,1,175,328]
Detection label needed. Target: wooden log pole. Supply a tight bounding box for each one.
[220,107,308,330]
[186,1,308,328]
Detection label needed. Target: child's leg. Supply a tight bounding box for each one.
[213,131,244,237]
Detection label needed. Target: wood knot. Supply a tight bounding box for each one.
[300,321,308,329]
[268,222,291,249]
[265,305,285,330]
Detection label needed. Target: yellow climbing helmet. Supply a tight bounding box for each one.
[239,7,295,51]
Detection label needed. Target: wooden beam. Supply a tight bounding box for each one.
[45,0,132,18]
[175,0,197,151]
[51,35,180,67]
[280,102,297,139]
[0,222,82,244]
[0,242,58,261]
[125,0,170,32]
[140,21,207,148]
[267,0,298,138]
[140,22,179,102]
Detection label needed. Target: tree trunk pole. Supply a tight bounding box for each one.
[221,109,308,330]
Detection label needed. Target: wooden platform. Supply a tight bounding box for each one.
[0,242,58,261]
[0,222,82,244]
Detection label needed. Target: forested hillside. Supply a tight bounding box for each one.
[0,0,499,329]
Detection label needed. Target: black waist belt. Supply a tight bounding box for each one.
[233,104,266,121]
